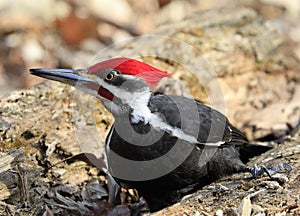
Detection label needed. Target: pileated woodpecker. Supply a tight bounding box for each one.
[30,58,290,211]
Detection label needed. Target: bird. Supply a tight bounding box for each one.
[30,57,291,212]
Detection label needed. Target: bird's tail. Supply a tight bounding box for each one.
[239,143,272,163]
[229,124,273,163]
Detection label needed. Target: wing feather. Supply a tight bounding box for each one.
[149,94,248,147]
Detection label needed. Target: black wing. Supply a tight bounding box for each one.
[148,94,249,147]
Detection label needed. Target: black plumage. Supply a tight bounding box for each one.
[106,94,271,211]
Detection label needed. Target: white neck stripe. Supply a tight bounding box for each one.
[95,77,226,147]
[149,113,225,147]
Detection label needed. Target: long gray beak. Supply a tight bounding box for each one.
[30,68,95,86]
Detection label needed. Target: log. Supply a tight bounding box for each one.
[0,7,299,215]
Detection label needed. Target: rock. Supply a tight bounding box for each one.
[85,0,133,25]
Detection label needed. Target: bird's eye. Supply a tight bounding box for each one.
[105,73,114,81]
[105,70,118,81]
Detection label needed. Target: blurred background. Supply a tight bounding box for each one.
[0,0,299,97]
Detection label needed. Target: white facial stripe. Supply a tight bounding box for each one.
[95,76,226,147]
[95,76,147,101]
[95,76,152,121]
